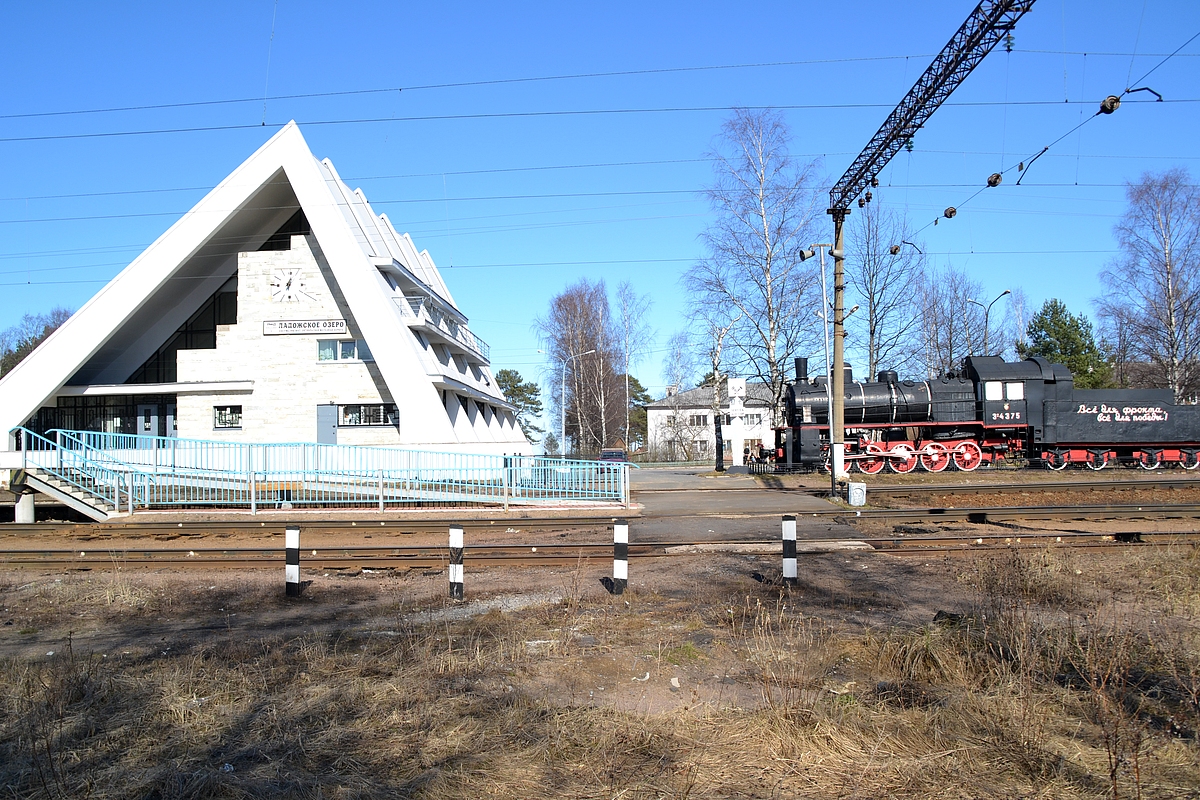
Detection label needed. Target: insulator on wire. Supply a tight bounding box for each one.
[889,245,901,255]
[865,191,872,203]
[1018,161,1025,171]
[905,139,914,153]
[1005,32,1014,52]
[858,198,865,208]
[987,173,1003,187]
[944,207,957,219]
[871,176,879,187]
[1100,95,1121,114]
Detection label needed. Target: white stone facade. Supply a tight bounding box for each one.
[0,123,532,457]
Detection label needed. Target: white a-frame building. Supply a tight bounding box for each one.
[0,123,531,455]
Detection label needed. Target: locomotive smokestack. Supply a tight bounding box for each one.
[795,357,808,381]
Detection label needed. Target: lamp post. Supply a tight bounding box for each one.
[967,290,1011,356]
[802,245,838,495]
[560,349,596,458]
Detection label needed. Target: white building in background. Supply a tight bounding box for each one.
[645,378,774,465]
[0,123,531,455]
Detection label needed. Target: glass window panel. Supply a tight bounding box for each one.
[214,406,242,428]
[340,341,357,360]
[1006,382,1025,400]
[318,340,337,361]
[357,339,373,361]
[984,381,1003,401]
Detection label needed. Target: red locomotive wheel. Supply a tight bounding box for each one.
[887,444,918,474]
[952,441,983,471]
[1183,450,1200,471]
[857,445,887,475]
[1044,450,1069,471]
[919,442,950,472]
[1086,451,1109,471]
[1137,451,1162,471]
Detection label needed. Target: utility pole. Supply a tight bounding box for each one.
[825,0,1036,489]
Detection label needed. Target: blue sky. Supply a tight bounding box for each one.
[1,1,1198,406]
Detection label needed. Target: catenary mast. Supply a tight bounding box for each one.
[825,0,1037,485]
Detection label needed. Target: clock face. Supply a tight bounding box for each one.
[270,268,313,302]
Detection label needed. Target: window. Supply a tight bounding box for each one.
[688,414,709,427]
[984,381,1003,401]
[1005,381,1025,400]
[744,413,763,427]
[214,405,242,429]
[318,339,374,361]
[338,403,398,426]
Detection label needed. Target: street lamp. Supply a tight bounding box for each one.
[560,349,595,457]
[802,244,843,495]
[966,290,1011,356]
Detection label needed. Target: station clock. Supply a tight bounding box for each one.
[269,268,313,302]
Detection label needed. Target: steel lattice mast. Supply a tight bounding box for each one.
[824,0,1037,488]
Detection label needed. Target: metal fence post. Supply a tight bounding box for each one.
[782,515,797,583]
[502,454,510,512]
[127,471,134,515]
[250,471,257,515]
[378,468,385,512]
[449,524,464,599]
[285,526,300,597]
[611,519,629,595]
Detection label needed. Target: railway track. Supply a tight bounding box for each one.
[4,530,1198,571]
[634,476,1200,497]
[0,516,620,540]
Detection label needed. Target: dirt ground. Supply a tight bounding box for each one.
[2,529,1199,799]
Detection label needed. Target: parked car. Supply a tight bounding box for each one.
[598,448,628,463]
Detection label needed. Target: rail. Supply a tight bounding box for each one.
[15,428,629,513]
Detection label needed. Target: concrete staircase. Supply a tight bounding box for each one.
[17,467,121,521]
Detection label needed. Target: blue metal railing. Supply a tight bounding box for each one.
[16,429,142,512]
[16,428,628,513]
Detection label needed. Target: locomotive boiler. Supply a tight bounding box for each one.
[776,355,1200,472]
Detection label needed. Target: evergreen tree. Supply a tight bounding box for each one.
[623,375,654,450]
[494,369,543,441]
[1018,299,1112,388]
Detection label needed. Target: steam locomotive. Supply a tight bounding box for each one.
[776,355,1200,472]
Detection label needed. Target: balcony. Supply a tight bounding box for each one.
[396,296,490,361]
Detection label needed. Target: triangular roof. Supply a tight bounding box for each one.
[0,123,512,447]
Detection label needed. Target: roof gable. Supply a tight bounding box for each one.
[0,123,463,443]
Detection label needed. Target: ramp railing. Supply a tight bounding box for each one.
[20,429,629,512]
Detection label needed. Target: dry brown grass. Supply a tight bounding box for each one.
[1,546,1199,798]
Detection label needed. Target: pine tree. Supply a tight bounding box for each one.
[1018,299,1112,389]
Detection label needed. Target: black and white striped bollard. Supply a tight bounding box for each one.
[449,524,464,599]
[285,525,300,597]
[782,515,797,584]
[612,519,628,595]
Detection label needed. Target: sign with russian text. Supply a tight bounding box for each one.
[263,319,347,336]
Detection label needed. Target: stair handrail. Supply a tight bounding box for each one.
[44,429,143,472]
[14,428,139,510]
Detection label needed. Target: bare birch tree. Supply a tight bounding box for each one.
[535,279,622,454]
[702,311,741,471]
[846,203,925,378]
[684,108,822,424]
[918,265,985,376]
[1098,168,1200,402]
[616,281,653,448]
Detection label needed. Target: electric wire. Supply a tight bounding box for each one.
[909,27,1200,238]
[0,98,1189,145]
[0,56,928,122]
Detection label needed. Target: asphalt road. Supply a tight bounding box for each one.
[629,466,853,541]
